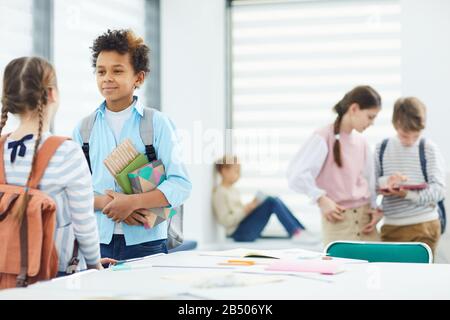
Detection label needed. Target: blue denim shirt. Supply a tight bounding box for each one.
[73,97,192,246]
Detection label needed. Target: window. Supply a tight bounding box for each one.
[53,0,148,135]
[229,0,402,230]
[0,0,34,132]
[1,0,160,136]
[0,0,33,71]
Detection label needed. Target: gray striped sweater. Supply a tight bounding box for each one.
[374,136,446,225]
[3,132,101,271]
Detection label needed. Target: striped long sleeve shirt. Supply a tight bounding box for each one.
[4,132,101,271]
[374,136,446,226]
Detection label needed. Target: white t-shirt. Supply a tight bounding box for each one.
[104,102,135,234]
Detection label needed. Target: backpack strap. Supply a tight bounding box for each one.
[16,203,29,287]
[140,108,184,247]
[140,107,157,162]
[0,136,29,287]
[19,137,68,286]
[79,112,97,173]
[79,108,156,168]
[379,138,389,177]
[28,136,73,278]
[66,240,79,274]
[28,136,70,189]
[419,138,428,182]
[0,134,10,184]
[418,138,446,234]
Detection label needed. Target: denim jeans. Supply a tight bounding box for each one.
[100,235,168,260]
[231,196,305,242]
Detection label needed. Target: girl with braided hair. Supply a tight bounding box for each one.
[287,86,384,247]
[1,57,112,276]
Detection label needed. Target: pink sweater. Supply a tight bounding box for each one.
[315,124,370,209]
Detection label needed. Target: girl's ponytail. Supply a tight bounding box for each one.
[0,105,8,137]
[13,103,44,222]
[333,100,344,167]
[331,86,381,167]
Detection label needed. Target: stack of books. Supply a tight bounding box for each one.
[103,139,177,229]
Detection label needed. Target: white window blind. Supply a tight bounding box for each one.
[0,0,33,132]
[230,0,402,231]
[53,0,147,136]
[0,0,33,71]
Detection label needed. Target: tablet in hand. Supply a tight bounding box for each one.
[397,183,428,190]
[379,182,428,192]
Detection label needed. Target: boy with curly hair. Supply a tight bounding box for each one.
[72,29,191,260]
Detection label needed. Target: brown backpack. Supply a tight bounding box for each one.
[0,135,69,289]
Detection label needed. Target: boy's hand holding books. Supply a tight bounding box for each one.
[102,190,139,223]
[95,194,113,210]
[99,139,177,229]
[95,192,148,225]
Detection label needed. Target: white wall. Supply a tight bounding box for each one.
[401,1,450,262]
[402,0,450,262]
[161,0,226,246]
[401,0,450,169]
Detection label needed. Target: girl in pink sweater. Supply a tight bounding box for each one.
[287,86,383,247]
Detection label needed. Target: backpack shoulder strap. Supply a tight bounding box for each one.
[29,136,70,189]
[79,112,96,144]
[379,138,389,177]
[139,108,185,247]
[15,135,68,287]
[0,134,10,184]
[140,107,157,162]
[79,112,97,173]
[419,138,446,234]
[419,138,428,182]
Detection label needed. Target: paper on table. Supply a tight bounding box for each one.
[162,271,284,289]
[324,256,368,264]
[234,270,335,283]
[151,264,236,270]
[265,259,343,275]
[200,248,323,260]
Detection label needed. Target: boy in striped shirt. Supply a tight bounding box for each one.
[375,97,446,255]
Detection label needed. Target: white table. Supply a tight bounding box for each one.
[1,251,449,299]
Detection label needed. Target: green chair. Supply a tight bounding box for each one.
[324,241,432,263]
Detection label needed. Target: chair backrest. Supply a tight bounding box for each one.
[324,241,433,263]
